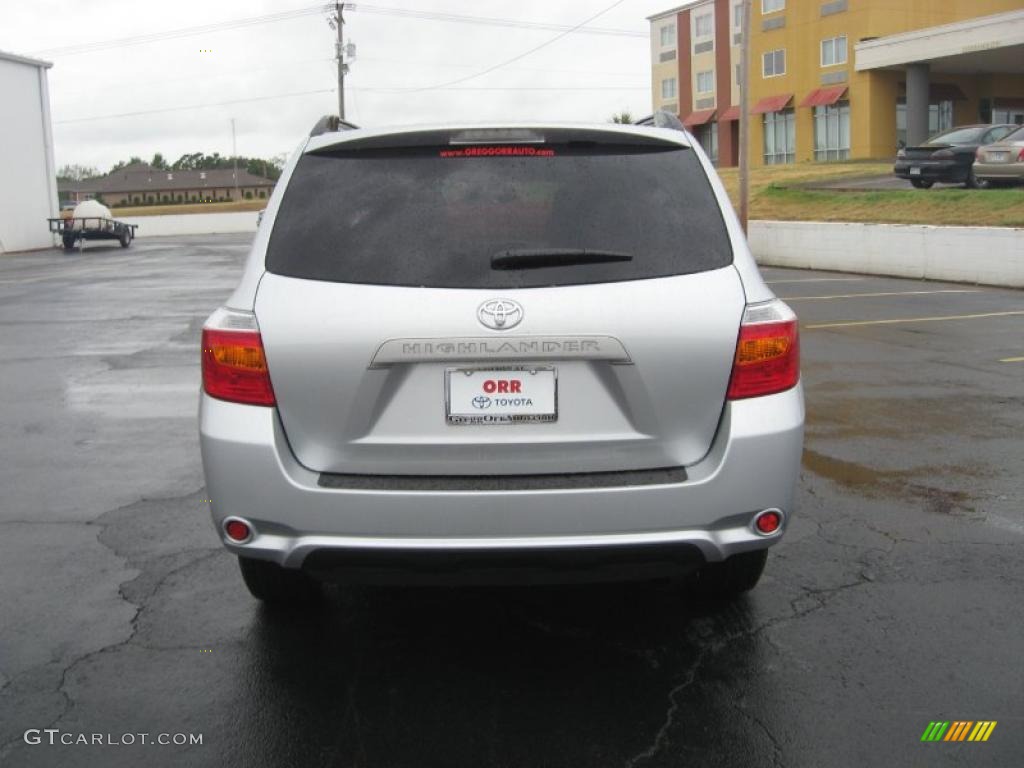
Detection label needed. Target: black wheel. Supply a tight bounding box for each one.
[910,179,933,189]
[238,556,322,605]
[62,235,76,250]
[119,228,132,248]
[966,168,989,189]
[689,550,768,599]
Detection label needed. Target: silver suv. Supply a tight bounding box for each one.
[199,116,803,604]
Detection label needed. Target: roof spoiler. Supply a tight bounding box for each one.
[634,110,687,132]
[310,115,360,137]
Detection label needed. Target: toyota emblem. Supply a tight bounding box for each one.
[477,299,523,331]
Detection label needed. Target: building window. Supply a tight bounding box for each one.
[814,102,850,161]
[820,35,847,67]
[763,108,795,164]
[695,13,713,37]
[735,64,741,85]
[762,0,785,13]
[660,23,676,47]
[992,106,1024,126]
[733,3,743,27]
[661,78,677,100]
[696,70,715,94]
[895,100,953,148]
[762,49,785,77]
[696,122,719,164]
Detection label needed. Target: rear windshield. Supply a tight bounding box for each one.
[266,140,733,288]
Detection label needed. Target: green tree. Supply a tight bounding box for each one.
[609,111,634,124]
[57,164,99,181]
[151,153,169,170]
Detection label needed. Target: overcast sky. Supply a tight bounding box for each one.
[3,0,672,173]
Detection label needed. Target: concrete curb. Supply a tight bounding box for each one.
[749,220,1024,288]
[120,211,258,237]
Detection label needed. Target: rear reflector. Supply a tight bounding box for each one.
[224,519,252,542]
[754,509,783,534]
[727,301,800,400]
[202,309,275,406]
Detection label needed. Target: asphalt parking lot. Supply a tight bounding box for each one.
[1,233,1022,767]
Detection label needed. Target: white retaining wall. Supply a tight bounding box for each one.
[122,211,259,237]
[748,220,1024,288]
[118,213,1024,289]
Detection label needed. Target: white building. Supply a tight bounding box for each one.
[0,51,58,254]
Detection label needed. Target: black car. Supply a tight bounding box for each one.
[894,123,1018,189]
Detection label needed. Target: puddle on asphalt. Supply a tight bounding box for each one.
[802,448,977,516]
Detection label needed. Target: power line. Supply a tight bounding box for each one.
[53,83,647,124]
[364,86,647,92]
[31,2,645,58]
[357,54,646,78]
[352,4,645,37]
[31,5,326,57]
[54,88,336,124]
[392,0,633,94]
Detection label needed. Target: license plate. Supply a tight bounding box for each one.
[989,151,1009,162]
[909,167,921,176]
[446,367,557,425]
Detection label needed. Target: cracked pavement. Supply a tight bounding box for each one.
[1,235,1022,766]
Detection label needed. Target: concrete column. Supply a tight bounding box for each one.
[906,63,930,147]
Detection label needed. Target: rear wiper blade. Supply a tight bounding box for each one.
[491,248,633,270]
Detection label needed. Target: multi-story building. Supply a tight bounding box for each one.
[648,1,1024,167]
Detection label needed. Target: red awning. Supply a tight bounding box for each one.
[682,108,716,127]
[750,93,793,114]
[799,85,847,108]
[719,105,740,122]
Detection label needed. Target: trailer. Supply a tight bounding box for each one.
[48,215,137,250]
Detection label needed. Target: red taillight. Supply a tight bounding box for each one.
[1018,147,1024,162]
[202,328,276,406]
[727,312,800,400]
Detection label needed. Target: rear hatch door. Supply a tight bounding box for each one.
[256,128,745,475]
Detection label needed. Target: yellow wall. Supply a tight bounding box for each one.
[745,0,1024,166]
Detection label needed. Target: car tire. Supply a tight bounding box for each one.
[966,168,989,190]
[119,228,132,248]
[238,556,322,605]
[910,179,933,189]
[689,549,768,599]
[62,235,76,251]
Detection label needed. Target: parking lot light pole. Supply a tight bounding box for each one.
[738,0,751,235]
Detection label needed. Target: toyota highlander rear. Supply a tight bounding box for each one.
[199,117,804,604]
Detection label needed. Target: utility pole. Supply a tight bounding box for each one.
[334,2,346,119]
[738,0,751,235]
[230,117,240,200]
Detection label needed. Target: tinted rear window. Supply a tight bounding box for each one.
[266,140,732,288]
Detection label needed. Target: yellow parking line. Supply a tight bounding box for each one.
[786,289,979,301]
[1000,356,1024,363]
[805,310,1024,330]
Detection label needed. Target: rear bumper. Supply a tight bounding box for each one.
[972,162,1024,182]
[199,386,804,572]
[893,161,966,183]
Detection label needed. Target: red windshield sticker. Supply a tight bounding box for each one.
[440,146,556,158]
